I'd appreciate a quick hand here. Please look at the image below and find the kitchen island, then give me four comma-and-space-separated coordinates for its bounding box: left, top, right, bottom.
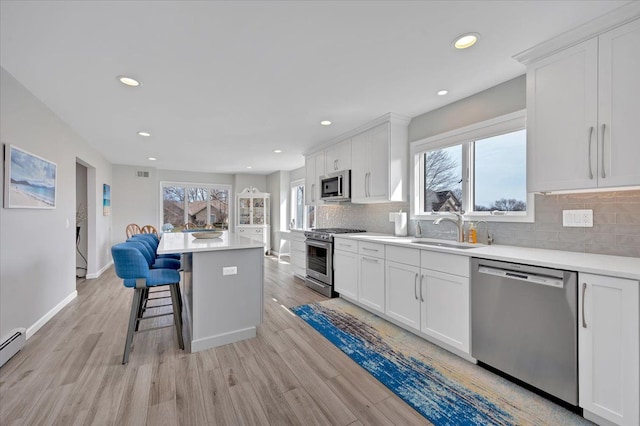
157, 231, 264, 352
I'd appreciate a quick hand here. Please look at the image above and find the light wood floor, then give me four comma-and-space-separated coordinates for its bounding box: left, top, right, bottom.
0, 256, 429, 425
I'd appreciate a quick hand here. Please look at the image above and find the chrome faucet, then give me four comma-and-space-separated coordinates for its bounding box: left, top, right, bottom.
433, 211, 465, 242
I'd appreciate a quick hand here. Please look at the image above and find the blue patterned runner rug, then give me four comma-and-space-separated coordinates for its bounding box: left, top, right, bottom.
291, 299, 590, 426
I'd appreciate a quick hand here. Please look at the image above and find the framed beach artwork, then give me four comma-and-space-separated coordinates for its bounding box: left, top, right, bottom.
103, 184, 111, 216
4, 144, 57, 209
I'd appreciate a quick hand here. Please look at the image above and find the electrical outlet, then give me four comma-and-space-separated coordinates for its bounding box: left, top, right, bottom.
222, 266, 237, 276
562, 209, 593, 227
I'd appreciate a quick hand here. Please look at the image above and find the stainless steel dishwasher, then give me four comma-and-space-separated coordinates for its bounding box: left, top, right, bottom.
471, 258, 578, 406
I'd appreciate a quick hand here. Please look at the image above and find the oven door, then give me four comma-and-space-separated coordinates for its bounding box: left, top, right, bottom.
305, 238, 333, 286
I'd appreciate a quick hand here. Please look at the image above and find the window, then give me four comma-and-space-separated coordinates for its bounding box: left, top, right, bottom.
290, 179, 315, 229
411, 110, 532, 222
162, 182, 231, 230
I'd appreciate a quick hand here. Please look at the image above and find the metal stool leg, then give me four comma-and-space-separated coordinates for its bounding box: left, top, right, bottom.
169, 285, 184, 350
123, 288, 143, 364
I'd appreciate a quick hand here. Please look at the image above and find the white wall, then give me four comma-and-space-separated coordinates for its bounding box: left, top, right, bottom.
112, 165, 158, 243
267, 170, 291, 254
1, 67, 112, 339
234, 174, 267, 194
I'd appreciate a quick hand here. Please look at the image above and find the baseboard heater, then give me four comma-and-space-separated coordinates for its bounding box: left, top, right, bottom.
0, 328, 26, 368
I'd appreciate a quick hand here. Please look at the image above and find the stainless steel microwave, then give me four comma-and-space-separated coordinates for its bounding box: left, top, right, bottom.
320, 170, 350, 202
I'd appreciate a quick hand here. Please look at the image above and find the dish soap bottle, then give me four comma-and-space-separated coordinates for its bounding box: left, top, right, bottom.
468, 222, 477, 244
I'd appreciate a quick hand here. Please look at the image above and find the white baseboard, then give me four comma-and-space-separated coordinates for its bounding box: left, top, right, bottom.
190, 327, 256, 353
26, 290, 77, 339
86, 260, 113, 279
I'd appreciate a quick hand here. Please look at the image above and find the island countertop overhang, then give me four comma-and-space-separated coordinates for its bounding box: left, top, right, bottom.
157, 231, 264, 254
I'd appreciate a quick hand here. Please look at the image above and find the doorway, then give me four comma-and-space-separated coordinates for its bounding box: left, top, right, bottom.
76, 162, 88, 279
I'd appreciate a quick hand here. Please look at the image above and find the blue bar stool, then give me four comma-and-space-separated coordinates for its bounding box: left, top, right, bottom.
128, 237, 181, 270
133, 233, 181, 260
112, 243, 184, 364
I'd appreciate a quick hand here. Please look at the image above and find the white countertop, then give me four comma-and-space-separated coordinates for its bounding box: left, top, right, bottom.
158, 231, 264, 254
335, 233, 640, 281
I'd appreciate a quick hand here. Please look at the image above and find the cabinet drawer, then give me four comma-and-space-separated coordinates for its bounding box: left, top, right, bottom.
358, 241, 384, 258
334, 238, 358, 253
420, 250, 469, 277
386, 245, 420, 266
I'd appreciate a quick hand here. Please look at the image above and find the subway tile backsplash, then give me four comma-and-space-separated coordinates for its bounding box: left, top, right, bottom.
317, 189, 640, 258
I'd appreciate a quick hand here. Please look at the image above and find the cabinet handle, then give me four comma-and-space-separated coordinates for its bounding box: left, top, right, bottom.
361, 247, 379, 252
419, 275, 424, 302
362, 257, 379, 264
600, 123, 606, 179
311, 183, 315, 202
587, 126, 594, 179
334, 159, 338, 170
366, 172, 371, 197
581, 282, 587, 328
414, 273, 418, 300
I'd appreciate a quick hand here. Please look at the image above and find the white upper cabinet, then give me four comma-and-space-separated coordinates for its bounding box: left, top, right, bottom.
597, 19, 640, 188
305, 151, 325, 206
325, 139, 351, 172
525, 18, 640, 192
351, 114, 409, 203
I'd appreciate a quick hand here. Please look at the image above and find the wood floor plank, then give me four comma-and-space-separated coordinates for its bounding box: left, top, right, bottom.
227, 382, 271, 426
174, 355, 207, 425
198, 367, 238, 425
280, 328, 339, 380
240, 354, 299, 424
280, 348, 357, 425
326, 374, 394, 426
283, 387, 332, 426
146, 399, 178, 426
376, 395, 432, 426
115, 363, 153, 425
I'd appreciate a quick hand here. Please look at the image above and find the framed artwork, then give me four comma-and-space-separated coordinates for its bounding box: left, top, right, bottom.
103, 184, 111, 216
4, 144, 57, 209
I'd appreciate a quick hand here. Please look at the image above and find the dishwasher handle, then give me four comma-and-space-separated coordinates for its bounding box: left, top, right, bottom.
477, 265, 564, 288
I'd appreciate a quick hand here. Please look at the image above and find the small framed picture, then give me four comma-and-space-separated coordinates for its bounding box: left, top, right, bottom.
4, 144, 57, 209
103, 184, 111, 216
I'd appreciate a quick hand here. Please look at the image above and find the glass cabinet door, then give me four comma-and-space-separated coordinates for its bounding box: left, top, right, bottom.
239, 197, 251, 224
264, 198, 270, 225
253, 197, 265, 225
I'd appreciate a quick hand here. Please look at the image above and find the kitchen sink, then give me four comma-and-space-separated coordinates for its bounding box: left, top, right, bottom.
411, 239, 480, 249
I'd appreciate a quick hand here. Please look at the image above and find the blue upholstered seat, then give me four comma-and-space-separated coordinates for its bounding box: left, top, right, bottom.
132, 233, 181, 260
111, 243, 184, 364
127, 238, 181, 270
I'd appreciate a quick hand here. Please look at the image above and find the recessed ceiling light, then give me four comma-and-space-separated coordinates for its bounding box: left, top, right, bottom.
453, 33, 479, 49
147, 157, 156, 161
437, 90, 448, 96
320, 120, 332, 126
273, 149, 283, 153
137, 131, 151, 137
118, 75, 140, 87
246, 166, 253, 169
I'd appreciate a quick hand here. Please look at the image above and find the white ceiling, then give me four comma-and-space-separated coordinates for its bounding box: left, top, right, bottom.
0, 1, 629, 175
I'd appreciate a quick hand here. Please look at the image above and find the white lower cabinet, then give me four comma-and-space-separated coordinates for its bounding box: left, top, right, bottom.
289, 230, 306, 279
385, 260, 421, 329
579, 273, 639, 426
334, 249, 358, 300
358, 254, 385, 313
356, 241, 385, 313
237, 225, 270, 254
384, 246, 470, 355
420, 268, 469, 354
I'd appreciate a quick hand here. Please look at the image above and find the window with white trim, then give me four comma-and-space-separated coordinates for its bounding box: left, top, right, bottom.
290, 179, 314, 229
411, 110, 533, 222
161, 182, 231, 230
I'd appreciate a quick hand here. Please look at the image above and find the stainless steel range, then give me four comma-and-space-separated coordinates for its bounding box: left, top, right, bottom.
304, 228, 366, 297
